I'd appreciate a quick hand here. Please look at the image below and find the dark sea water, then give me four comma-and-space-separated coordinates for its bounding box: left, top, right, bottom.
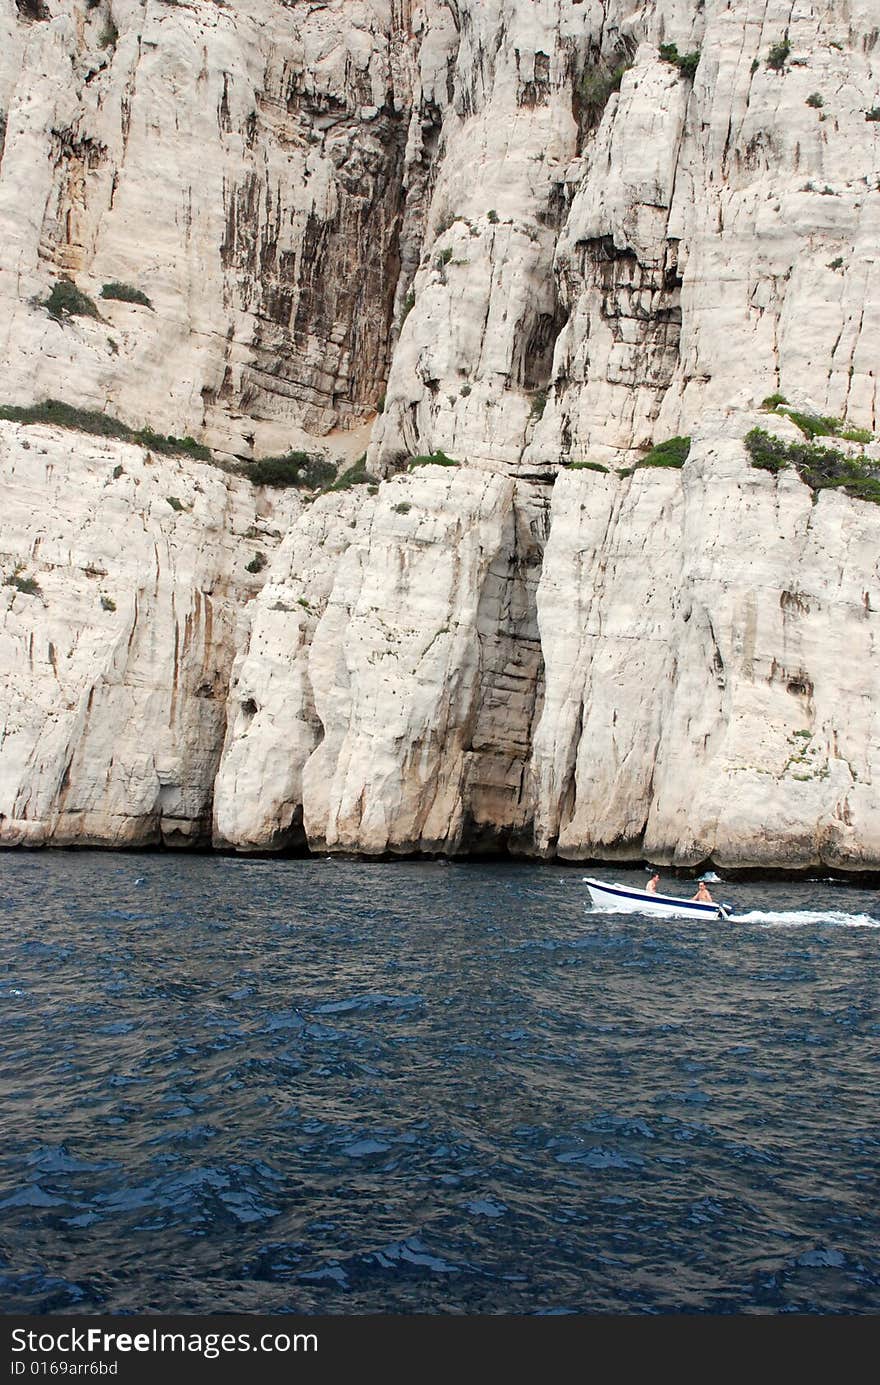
0, 852, 878, 1315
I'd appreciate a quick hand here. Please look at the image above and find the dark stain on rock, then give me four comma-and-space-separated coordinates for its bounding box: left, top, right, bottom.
15, 0, 49, 21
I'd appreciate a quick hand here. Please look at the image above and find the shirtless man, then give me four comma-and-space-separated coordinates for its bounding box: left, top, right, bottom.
646, 874, 660, 894
691, 880, 713, 903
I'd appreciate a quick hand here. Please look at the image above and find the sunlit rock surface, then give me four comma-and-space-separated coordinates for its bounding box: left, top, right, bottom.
1, 1, 879, 869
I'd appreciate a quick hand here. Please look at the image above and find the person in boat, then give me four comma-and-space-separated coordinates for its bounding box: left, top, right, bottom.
691, 880, 713, 903
646, 873, 660, 893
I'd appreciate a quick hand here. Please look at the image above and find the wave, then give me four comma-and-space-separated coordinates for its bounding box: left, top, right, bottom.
728, 909, 880, 929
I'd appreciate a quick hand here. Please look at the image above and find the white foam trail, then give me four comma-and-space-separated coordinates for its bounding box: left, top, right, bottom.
728, 909, 880, 929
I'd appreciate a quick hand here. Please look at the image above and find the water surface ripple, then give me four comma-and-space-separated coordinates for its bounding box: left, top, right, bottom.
0, 854, 878, 1314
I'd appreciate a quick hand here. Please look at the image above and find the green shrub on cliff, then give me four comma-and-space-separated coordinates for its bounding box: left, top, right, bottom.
41, 279, 101, 321
0, 399, 211, 460
767, 39, 791, 71
324, 455, 373, 491
101, 282, 153, 309
745, 426, 880, 503
744, 428, 790, 473
579, 60, 629, 125
761, 402, 875, 445
408, 451, 459, 469
659, 44, 701, 79
640, 436, 691, 468
248, 451, 335, 489
4, 564, 41, 596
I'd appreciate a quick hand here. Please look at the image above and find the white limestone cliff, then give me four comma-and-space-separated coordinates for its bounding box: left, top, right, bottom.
0, 0, 422, 462
1, 0, 879, 870
531, 414, 880, 871
0, 419, 296, 846
211, 419, 880, 873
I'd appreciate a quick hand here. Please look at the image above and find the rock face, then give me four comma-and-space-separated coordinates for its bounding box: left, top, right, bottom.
214, 418, 880, 872
1, 0, 879, 870
371, 0, 880, 471
214, 465, 545, 855
0, 0, 422, 460
0, 421, 296, 846
531, 416, 880, 871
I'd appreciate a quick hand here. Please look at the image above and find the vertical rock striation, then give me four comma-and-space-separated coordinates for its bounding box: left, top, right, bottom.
532, 419, 880, 870
0, 420, 296, 846
0, 0, 435, 458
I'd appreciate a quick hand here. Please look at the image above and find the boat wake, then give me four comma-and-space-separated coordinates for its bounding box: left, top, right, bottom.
727, 909, 880, 929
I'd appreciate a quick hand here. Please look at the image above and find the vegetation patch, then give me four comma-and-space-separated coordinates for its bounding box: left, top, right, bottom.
324, 455, 372, 492
4, 564, 40, 596
569, 460, 609, 473
101, 282, 153, 309
805, 92, 824, 109
166, 496, 185, 512
579, 59, 630, 126
434, 214, 460, 238
640, 435, 691, 468
658, 43, 701, 79
783, 410, 847, 439
393, 501, 412, 514
41, 279, 101, 321
865, 107, 880, 121
408, 451, 459, 469
245, 552, 267, 574
761, 392, 788, 410
763, 402, 875, 445
100, 594, 116, 611
744, 427, 880, 503
0, 399, 212, 460
767, 39, 791, 71
787, 409, 848, 437
530, 389, 548, 420
247, 451, 335, 490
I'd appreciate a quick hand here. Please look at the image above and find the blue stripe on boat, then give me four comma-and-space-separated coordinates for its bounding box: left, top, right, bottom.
585, 878, 719, 915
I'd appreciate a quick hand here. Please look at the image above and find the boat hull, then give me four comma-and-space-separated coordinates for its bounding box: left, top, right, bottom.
584, 877, 727, 920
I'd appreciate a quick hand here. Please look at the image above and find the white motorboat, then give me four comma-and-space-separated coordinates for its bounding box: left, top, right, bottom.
584, 877, 731, 920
